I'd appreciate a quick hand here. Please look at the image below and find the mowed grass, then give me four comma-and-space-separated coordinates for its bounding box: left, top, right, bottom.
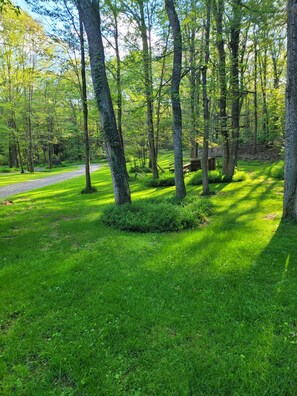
0, 162, 296, 395
0, 165, 81, 187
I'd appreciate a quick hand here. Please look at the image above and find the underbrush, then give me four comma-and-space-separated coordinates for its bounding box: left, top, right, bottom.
101, 198, 210, 233
188, 170, 246, 185
0, 166, 19, 173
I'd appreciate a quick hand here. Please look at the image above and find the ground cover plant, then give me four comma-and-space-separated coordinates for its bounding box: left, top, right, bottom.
0, 161, 296, 394
102, 198, 210, 232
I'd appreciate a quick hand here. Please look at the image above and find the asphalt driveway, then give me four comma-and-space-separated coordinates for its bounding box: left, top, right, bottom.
0, 164, 100, 199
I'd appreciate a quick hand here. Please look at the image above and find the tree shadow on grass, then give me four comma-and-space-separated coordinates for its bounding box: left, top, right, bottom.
251, 220, 297, 395
2, 171, 294, 394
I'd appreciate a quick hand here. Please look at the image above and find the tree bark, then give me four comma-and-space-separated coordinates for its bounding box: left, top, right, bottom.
78, 10, 92, 191
213, 0, 229, 175
226, 0, 242, 180
259, 46, 269, 141
113, 7, 124, 149
77, 0, 131, 205
283, 0, 297, 219
202, 2, 211, 195
156, 29, 169, 161
189, 1, 198, 159
165, 0, 186, 200
139, 1, 158, 178
253, 40, 258, 154
26, 85, 34, 173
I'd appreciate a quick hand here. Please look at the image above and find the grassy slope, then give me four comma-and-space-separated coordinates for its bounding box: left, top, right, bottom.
0, 165, 81, 188
0, 162, 296, 395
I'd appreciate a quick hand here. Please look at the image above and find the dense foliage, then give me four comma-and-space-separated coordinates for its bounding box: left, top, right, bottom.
0, 0, 286, 176
102, 198, 210, 232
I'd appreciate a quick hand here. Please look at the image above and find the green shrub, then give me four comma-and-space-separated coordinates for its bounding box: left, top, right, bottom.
188, 170, 222, 186
232, 171, 247, 182
189, 169, 247, 185
208, 170, 223, 183
0, 166, 19, 173
143, 173, 176, 187
101, 199, 210, 233
188, 170, 202, 185
264, 161, 284, 180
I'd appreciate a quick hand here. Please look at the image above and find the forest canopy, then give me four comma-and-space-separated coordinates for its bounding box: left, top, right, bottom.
0, 0, 286, 171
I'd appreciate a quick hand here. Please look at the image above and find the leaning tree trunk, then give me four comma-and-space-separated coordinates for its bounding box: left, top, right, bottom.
165, 0, 186, 200
77, 0, 131, 205
283, 0, 297, 219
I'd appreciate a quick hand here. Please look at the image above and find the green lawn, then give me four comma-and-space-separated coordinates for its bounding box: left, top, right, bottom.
1, 162, 296, 395
0, 165, 81, 187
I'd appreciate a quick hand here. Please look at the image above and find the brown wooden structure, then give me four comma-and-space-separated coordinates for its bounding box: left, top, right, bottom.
182, 158, 216, 173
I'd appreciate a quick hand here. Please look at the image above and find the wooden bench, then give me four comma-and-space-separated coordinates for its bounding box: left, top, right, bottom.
170, 158, 216, 173
188, 158, 216, 171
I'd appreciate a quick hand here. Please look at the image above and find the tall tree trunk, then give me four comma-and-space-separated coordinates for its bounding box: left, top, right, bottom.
213, 0, 229, 175
253, 39, 258, 154
8, 117, 19, 168
259, 46, 269, 142
202, 2, 211, 195
283, 0, 297, 219
16, 137, 24, 174
47, 115, 54, 169
165, 0, 186, 200
189, 1, 198, 159
226, 0, 242, 180
156, 29, 169, 160
110, 4, 124, 148
26, 85, 34, 173
79, 10, 92, 192
8, 136, 18, 168
77, 0, 131, 205
139, 1, 158, 178
271, 54, 280, 138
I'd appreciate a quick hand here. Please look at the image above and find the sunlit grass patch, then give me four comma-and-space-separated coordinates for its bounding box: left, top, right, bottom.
1, 160, 296, 395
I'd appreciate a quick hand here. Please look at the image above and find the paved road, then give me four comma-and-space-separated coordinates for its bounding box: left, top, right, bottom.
0, 164, 100, 199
